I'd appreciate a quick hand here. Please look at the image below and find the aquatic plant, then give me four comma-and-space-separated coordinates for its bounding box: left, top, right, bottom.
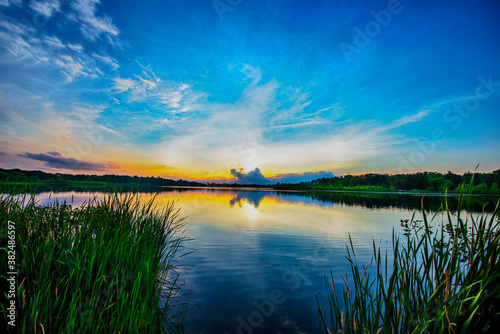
1, 193, 190, 333
317, 180, 500, 333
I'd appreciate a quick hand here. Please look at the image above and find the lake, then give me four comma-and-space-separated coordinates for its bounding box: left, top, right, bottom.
22, 188, 500, 334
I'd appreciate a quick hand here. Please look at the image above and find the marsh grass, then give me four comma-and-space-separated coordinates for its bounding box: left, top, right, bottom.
317, 179, 500, 333
1, 193, 191, 333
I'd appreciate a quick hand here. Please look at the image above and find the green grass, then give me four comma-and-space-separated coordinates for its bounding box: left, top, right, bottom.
317, 181, 500, 333
1, 193, 191, 333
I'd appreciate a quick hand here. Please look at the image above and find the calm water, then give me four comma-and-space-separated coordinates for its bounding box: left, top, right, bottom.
24, 188, 499, 334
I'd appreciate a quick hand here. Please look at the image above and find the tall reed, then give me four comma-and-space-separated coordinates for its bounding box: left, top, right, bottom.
317, 181, 500, 333
1, 193, 190, 333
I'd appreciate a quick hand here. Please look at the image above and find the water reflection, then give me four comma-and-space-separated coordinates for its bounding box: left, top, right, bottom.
229, 190, 267, 208
3, 187, 498, 333
3, 184, 498, 213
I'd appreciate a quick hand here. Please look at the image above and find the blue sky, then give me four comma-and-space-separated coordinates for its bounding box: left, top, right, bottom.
0, 0, 499, 183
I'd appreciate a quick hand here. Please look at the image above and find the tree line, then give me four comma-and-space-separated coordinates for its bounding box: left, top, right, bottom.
2, 168, 499, 194
0, 168, 205, 187
275, 170, 500, 193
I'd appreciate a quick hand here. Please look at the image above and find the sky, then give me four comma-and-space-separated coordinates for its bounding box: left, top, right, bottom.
0, 0, 499, 183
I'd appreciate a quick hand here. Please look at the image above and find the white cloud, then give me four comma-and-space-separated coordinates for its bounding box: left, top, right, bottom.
379, 109, 431, 132
0, 20, 34, 36
93, 54, 119, 69
270, 119, 326, 129
71, 0, 119, 40
0, 16, 118, 82
0, 0, 22, 6
55, 55, 88, 82
3, 35, 35, 61
87, 15, 117, 35
113, 62, 161, 98
392, 109, 430, 127
114, 78, 137, 93
44, 35, 65, 48
158, 85, 190, 109
67, 43, 83, 52
136, 75, 159, 90
260, 124, 397, 171
317, 103, 346, 119
113, 63, 197, 112
29, 0, 61, 17
241, 64, 262, 84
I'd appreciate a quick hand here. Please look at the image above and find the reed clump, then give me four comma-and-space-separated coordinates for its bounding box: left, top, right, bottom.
1, 193, 190, 333
317, 182, 500, 333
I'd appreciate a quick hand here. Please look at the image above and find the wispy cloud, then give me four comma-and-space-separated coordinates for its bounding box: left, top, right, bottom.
0, 19, 34, 36
113, 63, 196, 113
55, 55, 88, 81
114, 78, 137, 93
270, 119, 326, 130
71, 0, 119, 40
18, 151, 116, 171
29, 0, 61, 17
44, 35, 65, 48
378, 109, 431, 132
157, 84, 190, 109
0, 15, 119, 82
0, 0, 22, 7
113, 62, 160, 98
93, 54, 119, 69
391, 109, 430, 128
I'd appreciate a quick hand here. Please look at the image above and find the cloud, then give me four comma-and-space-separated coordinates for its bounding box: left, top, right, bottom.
241, 64, 262, 85
157, 84, 190, 109
228, 167, 336, 185
113, 64, 161, 99
113, 64, 195, 112
44, 35, 65, 48
151, 75, 351, 174
0, 20, 38, 61
230, 167, 270, 185
67, 43, 83, 52
18, 152, 114, 171
114, 78, 137, 93
0, 15, 118, 82
379, 109, 431, 132
0, 19, 34, 36
46, 151, 63, 157
71, 0, 119, 40
29, 0, 61, 17
391, 109, 430, 127
0, 0, 22, 6
93, 54, 119, 69
55, 55, 88, 81
270, 119, 326, 130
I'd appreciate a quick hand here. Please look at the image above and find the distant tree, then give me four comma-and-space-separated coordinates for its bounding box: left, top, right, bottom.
494, 169, 500, 185
473, 183, 489, 193
0, 171, 10, 182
